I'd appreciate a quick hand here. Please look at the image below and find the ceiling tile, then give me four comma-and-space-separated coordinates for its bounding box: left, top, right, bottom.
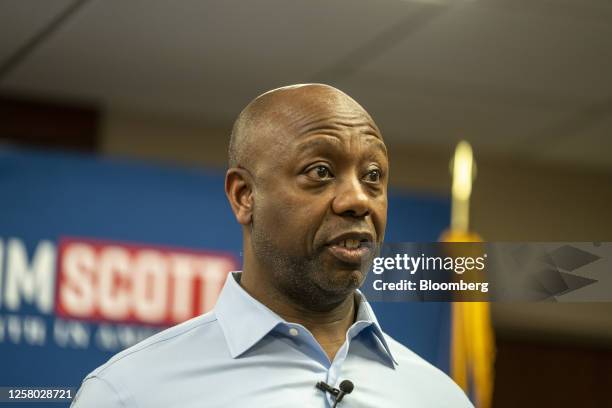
1, 0, 610, 170
1, 0, 425, 121
360, 0, 612, 101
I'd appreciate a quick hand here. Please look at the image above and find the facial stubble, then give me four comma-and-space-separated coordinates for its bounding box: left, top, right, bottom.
250, 215, 368, 312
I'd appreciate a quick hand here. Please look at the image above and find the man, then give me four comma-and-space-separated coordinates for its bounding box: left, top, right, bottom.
72, 84, 472, 407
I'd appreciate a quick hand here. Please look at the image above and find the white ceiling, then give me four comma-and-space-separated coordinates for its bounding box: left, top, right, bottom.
1, 0, 611, 170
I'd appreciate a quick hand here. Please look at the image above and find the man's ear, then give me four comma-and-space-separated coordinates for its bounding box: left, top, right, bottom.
225, 168, 254, 225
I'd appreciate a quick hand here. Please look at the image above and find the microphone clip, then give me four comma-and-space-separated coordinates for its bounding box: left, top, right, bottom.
315, 381, 340, 397
316, 380, 354, 407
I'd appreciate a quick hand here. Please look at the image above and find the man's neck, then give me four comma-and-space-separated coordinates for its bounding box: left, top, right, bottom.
239, 270, 357, 362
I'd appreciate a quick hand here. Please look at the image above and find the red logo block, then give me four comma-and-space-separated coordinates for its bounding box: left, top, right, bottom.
55, 238, 239, 326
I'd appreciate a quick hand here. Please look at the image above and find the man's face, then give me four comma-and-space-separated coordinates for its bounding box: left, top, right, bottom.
248, 91, 389, 308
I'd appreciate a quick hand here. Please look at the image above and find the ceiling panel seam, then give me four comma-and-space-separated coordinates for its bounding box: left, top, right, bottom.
310, 3, 449, 84
0, 0, 92, 84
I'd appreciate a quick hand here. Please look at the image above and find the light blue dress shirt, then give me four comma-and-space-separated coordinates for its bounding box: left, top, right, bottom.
72, 272, 472, 407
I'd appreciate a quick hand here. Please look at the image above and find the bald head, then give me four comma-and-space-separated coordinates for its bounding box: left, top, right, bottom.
228, 84, 380, 170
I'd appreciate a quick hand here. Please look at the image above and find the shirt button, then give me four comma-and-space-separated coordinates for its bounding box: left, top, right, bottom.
288, 328, 299, 337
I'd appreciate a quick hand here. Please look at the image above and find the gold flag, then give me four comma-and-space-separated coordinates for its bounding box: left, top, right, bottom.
440, 230, 495, 408
442, 141, 495, 408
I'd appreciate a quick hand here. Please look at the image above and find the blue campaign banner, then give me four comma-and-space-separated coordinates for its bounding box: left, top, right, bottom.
373, 193, 452, 374
0, 147, 450, 401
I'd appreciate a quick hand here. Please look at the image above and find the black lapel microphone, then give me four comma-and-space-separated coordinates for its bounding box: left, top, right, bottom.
316, 379, 354, 407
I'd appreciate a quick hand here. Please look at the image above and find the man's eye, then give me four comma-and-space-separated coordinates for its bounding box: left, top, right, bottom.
307, 165, 333, 180
364, 169, 382, 183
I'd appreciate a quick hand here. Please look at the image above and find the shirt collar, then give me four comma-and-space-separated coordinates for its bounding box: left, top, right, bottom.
353, 291, 398, 366
214, 271, 397, 365
214, 272, 283, 359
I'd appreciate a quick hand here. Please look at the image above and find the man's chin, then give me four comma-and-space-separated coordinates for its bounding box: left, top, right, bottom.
316, 267, 364, 295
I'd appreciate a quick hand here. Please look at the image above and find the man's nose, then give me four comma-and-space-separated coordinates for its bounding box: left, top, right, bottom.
331, 175, 371, 218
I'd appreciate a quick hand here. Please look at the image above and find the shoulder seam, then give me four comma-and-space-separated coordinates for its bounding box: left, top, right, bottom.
97, 376, 129, 408
78, 375, 130, 408
96, 316, 218, 377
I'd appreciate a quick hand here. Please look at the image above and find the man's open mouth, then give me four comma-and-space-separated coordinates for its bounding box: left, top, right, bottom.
325, 233, 374, 264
